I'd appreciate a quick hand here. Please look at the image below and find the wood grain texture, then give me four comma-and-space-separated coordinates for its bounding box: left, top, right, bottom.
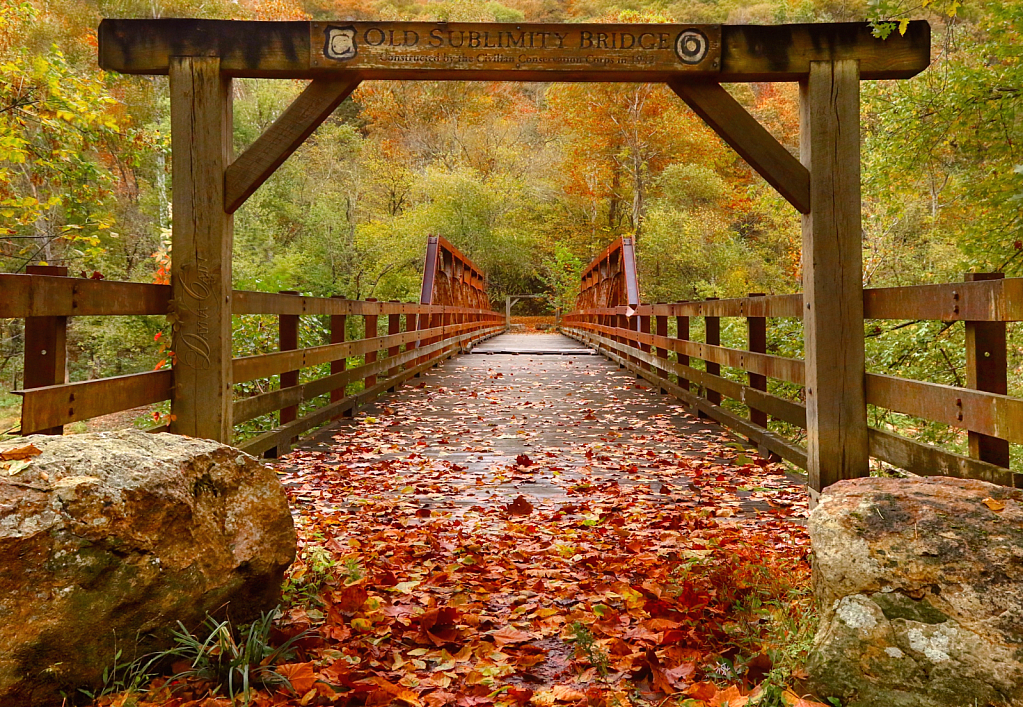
866, 373, 1023, 444
868, 428, 1017, 488
564, 325, 1021, 487
169, 56, 234, 442
800, 59, 869, 491
17, 371, 173, 434
0, 274, 170, 317
668, 81, 810, 213
224, 77, 359, 213
570, 320, 806, 384
22, 266, 68, 435
964, 272, 1011, 466
98, 19, 929, 81
746, 293, 768, 428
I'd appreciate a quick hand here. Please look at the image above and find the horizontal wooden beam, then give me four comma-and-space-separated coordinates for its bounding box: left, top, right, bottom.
868, 428, 1019, 488
567, 325, 807, 427
225, 76, 360, 213
233, 326, 498, 422
233, 290, 499, 316
233, 320, 494, 383
669, 80, 810, 213
565, 327, 1021, 487
237, 326, 502, 456
866, 373, 1023, 444
566, 328, 809, 467
98, 19, 929, 81
0, 274, 170, 317
574, 320, 806, 384
15, 370, 172, 434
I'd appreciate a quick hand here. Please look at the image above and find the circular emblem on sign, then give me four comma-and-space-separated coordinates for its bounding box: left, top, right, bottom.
674, 29, 709, 65
324, 25, 357, 61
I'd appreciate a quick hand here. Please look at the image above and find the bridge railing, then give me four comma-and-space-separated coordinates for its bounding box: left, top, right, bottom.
562, 275, 1023, 489
3, 269, 502, 454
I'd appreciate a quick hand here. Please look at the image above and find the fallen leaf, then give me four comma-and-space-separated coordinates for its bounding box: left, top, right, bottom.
490, 625, 534, 646
277, 662, 317, 694
507, 495, 534, 516
1, 444, 41, 461
983, 497, 1006, 512
550, 685, 586, 702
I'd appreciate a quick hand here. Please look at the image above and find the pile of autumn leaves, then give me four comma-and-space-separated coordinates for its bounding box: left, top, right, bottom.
97, 448, 825, 707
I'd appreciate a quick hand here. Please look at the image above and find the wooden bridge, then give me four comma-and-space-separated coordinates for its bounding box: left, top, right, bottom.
2, 16, 1020, 496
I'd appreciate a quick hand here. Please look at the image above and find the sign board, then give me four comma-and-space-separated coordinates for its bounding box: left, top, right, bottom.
310, 22, 721, 78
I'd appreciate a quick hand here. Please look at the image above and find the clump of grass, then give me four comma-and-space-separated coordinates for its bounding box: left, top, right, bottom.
158, 608, 309, 704
569, 621, 611, 679
85, 607, 309, 706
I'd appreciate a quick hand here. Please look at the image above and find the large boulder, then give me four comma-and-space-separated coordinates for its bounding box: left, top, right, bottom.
0, 431, 296, 706
807, 476, 1023, 707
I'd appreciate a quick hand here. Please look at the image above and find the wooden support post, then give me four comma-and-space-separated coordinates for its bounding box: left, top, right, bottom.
364, 298, 378, 388
676, 315, 690, 392
388, 304, 401, 390
639, 312, 652, 373
617, 312, 628, 368
169, 56, 234, 442
703, 298, 721, 415
747, 293, 768, 428
800, 59, 869, 491
275, 290, 299, 456
22, 265, 68, 435
965, 272, 1010, 468
329, 297, 348, 419
655, 313, 668, 387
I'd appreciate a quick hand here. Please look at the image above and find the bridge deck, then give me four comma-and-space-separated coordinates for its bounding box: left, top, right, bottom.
286, 334, 808, 518
276, 333, 811, 703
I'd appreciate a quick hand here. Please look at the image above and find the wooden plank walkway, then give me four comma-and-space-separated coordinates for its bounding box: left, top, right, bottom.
288, 334, 808, 519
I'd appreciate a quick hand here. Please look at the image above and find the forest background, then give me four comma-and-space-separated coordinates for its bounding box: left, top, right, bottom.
0, 0, 1020, 462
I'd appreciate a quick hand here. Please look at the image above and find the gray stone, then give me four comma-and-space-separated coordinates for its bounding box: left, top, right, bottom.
0, 431, 296, 706
808, 476, 1023, 707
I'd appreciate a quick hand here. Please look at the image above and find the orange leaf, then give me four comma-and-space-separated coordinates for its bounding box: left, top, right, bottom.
1, 444, 41, 461
278, 662, 317, 694
491, 625, 534, 646
551, 685, 586, 702
686, 683, 718, 700
983, 497, 1006, 512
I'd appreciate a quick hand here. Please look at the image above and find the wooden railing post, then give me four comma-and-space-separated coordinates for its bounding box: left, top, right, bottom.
965, 272, 1010, 468
22, 265, 68, 435
617, 311, 628, 368
800, 59, 869, 491
364, 298, 378, 388
747, 293, 768, 428
654, 310, 668, 387
275, 290, 299, 455
639, 310, 652, 372
169, 56, 234, 443
330, 295, 348, 419
676, 314, 690, 392
703, 298, 721, 415
388, 302, 401, 390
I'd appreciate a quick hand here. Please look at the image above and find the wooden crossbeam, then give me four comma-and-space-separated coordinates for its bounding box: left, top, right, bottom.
98, 19, 930, 82
225, 76, 359, 213
668, 80, 810, 213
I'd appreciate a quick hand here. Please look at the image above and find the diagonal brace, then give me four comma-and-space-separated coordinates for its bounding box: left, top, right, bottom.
668, 79, 810, 214
225, 75, 360, 213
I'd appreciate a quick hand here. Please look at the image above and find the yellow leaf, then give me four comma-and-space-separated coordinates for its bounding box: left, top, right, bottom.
983, 497, 1006, 512
898, 19, 910, 35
